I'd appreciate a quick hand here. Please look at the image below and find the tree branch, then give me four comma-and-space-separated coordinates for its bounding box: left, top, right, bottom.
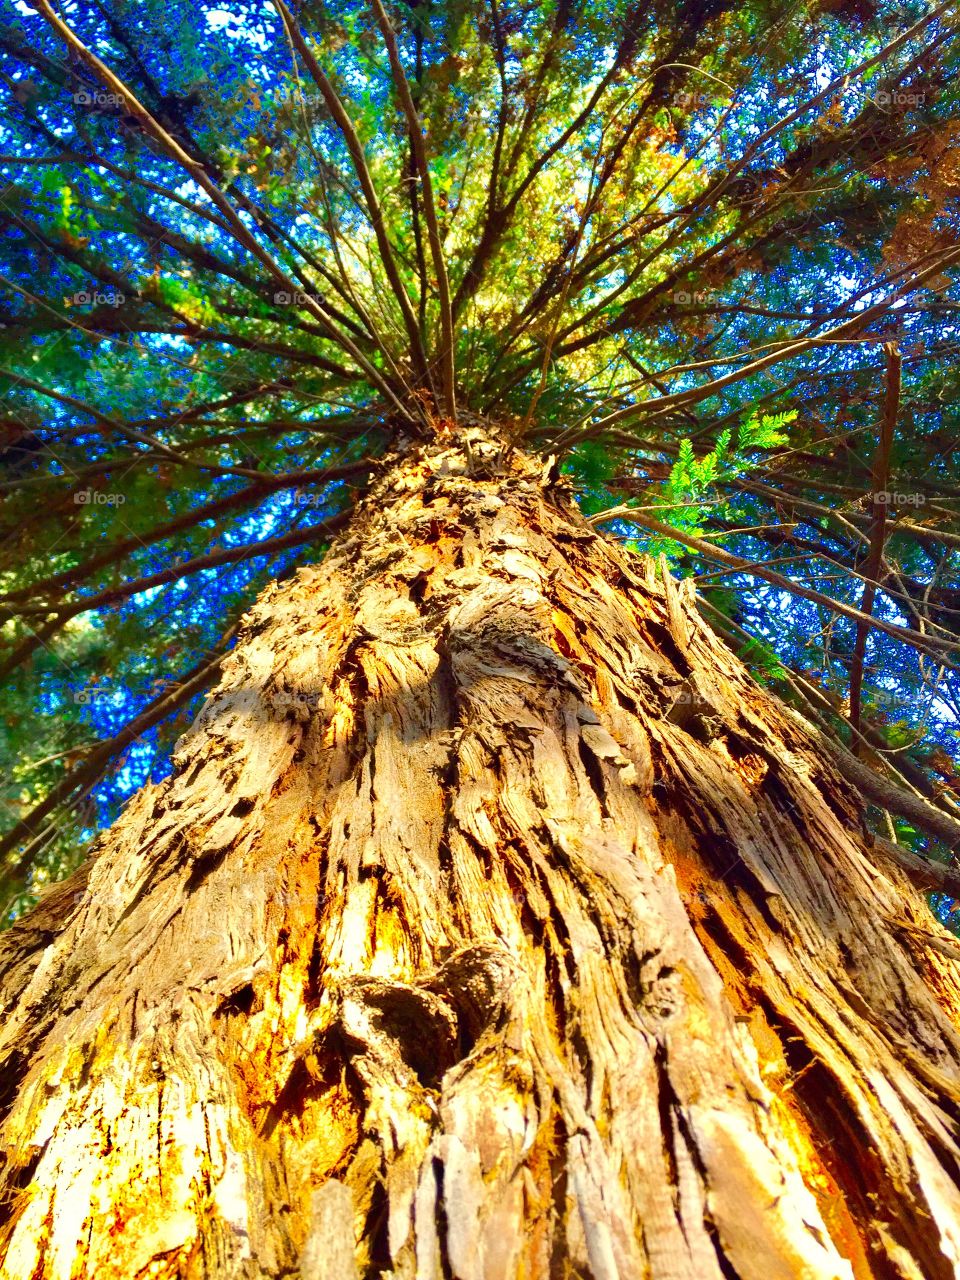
370, 0, 457, 420
849, 343, 901, 751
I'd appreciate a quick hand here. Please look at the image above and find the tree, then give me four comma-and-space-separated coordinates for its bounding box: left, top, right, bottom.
1, 0, 960, 1274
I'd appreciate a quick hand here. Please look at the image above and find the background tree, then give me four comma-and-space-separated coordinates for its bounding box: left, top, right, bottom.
2, 0, 960, 1275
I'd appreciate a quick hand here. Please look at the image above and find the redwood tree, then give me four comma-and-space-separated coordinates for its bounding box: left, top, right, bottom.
2, 0, 960, 1275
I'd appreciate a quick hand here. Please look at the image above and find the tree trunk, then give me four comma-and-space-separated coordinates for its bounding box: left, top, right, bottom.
3, 425, 960, 1280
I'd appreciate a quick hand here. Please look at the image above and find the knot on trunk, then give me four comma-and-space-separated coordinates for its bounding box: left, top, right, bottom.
423, 942, 518, 1044
660, 675, 725, 740
333, 945, 518, 1088
338, 977, 459, 1088
445, 581, 586, 698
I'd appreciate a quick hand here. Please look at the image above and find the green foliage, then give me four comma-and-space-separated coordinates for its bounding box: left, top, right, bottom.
640, 409, 796, 560
563, 441, 628, 515
735, 635, 788, 685
737, 410, 795, 454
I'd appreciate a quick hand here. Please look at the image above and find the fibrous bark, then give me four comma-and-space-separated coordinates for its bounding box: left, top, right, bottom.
2, 425, 960, 1279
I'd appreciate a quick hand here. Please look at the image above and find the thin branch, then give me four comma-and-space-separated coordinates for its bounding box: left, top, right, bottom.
0, 460, 371, 605
370, 0, 457, 420
0, 627, 240, 876
588, 247, 960, 433
0, 512, 352, 684
32, 0, 415, 422
620, 511, 960, 671
849, 344, 901, 751
270, 0, 431, 402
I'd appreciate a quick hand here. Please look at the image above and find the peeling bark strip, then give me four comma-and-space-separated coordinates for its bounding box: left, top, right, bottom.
3, 425, 960, 1279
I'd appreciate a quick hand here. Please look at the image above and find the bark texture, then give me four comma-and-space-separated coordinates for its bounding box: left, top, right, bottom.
2, 426, 960, 1279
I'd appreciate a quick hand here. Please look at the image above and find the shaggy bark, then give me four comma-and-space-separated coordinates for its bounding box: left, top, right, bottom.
2, 425, 960, 1279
